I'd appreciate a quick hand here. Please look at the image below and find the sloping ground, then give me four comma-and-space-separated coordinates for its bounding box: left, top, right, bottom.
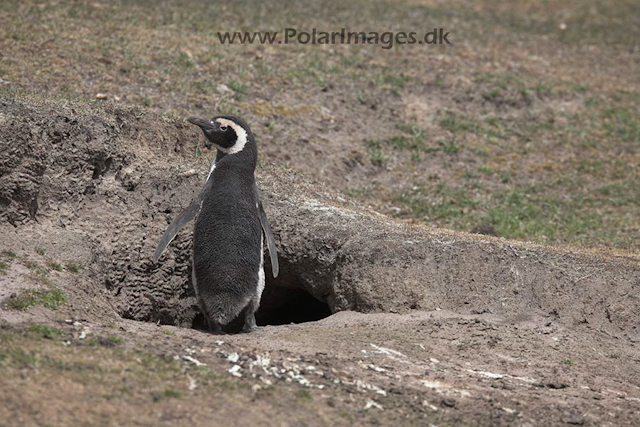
1, 96, 640, 425
1, 0, 638, 251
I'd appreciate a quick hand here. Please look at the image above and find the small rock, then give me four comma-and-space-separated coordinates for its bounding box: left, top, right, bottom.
546, 381, 569, 389
95, 93, 108, 100
216, 84, 232, 94
182, 355, 206, 366
187, 376, 197, 390
561, 409, 584, 425
441, 398, 456, 408
228, 365, 242, 377
422, 400, 438, 411
364, 400, 384, 410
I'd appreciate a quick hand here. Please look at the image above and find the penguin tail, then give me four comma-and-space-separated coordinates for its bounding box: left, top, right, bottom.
201, 293, 251, 326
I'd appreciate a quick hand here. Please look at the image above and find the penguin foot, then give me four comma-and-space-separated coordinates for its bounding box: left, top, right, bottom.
242, 312, 260, 333
206, 320, 225, 335
241, 325, 262, 333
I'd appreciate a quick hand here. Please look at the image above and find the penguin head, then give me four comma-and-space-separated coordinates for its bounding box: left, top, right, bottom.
188, 115, 251, 155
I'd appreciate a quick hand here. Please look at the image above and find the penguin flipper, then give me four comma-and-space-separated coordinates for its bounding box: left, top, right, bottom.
254, 184, 279, 278
152, 197, 201, 262
153, 167, 218, 263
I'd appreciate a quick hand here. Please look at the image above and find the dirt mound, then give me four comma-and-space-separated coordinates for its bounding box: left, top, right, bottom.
2, 94, 640, 338
2, 94, 640, 425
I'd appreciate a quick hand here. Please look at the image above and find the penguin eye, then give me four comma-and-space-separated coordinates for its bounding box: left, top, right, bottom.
219, 124, 228, 131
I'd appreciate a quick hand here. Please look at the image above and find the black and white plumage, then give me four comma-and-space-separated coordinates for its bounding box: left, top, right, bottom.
153, 115, 278, 333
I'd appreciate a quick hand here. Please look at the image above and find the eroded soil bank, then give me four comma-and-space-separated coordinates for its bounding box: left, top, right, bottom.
1, 96, 639, 426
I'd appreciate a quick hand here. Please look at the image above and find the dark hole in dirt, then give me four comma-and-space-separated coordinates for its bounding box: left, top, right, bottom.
191, 285, 332, 333
256, 286, 332, 326
92, 156, 113, 179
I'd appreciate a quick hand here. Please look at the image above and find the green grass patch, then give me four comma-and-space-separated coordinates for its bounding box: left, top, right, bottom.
478, 165, 495, 175
24, 260, 49, 276
152, 389, 182, 402
102, 336, 124, 346
296, 388, 313, 401
28, 324, 64, 340
2, 250, 17, 258
439, 112, 505, 140
88, 336, 124, 347
172, 51, 194, 69
365, 139, 391, 168
396, 183, 479, 223
366, 122, 431, 165
0, 347, 39, 368
395, 174, 638, 249
228, 79, 247, 94
47, 261, 63, 271
9, 288, 68, 311
600, 106, 640, 142
383, 74, 406, 97
66, 261, 82, 273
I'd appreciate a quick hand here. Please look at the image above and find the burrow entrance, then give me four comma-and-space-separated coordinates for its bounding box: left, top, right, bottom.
191, 273, 333, 332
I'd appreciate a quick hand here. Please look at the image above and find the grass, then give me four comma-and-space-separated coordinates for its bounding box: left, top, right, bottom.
0, 327, 358, 425
391, 77, 640, 250
86, 336, 125, 347
0, 0, 637, 252
0, 347, 38, 368
396, 170, 639, 248
47, 261, 63, 271
600, 106, 640, 142
24, 260, 49, 276
297, 389, 313, 401
366, 140, 391, 168
8, 287, 68, 311
101, 336, 124, 346
366, 123, 431, 166
0, 327, 230, 397
228, 80, 247, 94
66, 261, 82, 273
28, 324, 64, 339
439, 112, 505, 140
2, 250, 17, 258
152, 389, 182, 402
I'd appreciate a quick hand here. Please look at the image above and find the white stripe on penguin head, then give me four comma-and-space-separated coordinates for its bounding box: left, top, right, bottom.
215, 118, 247, 155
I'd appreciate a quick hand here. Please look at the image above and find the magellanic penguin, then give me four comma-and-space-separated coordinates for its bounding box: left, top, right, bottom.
153, 116, 279, 333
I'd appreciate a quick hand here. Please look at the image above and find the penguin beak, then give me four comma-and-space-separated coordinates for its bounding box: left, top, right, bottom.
188, 117, 214, 131
188, 117, 215, 148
